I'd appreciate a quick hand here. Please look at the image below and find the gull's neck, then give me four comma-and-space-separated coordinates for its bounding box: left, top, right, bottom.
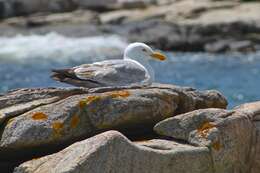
124, 56, 154, 83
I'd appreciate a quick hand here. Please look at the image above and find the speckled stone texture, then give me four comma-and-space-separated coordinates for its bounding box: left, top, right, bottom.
0, 84, 227, 162
14, 131, 214, 173
154, 104, 259, 173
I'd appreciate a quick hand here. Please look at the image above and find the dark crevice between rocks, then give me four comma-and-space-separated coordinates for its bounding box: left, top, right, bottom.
0, 127, 203, 170
0, 161, 19, 173
119, 122, 190, 146
120, 124, 160, 141
0, 134, 92, 161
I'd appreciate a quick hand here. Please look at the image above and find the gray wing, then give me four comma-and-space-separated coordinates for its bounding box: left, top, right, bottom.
74, 59, 149, 86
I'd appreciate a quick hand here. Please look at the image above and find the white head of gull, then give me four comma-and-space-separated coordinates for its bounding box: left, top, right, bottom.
51, 42, 167, 88
123, 42, 166, 83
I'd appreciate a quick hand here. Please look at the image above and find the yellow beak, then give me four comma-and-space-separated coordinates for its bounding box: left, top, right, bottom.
150, 52, 167, 61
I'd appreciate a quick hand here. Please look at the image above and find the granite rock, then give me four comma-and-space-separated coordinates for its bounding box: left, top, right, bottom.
234, 101, 260, 173
0, 84, 227, 161
14, 130, 213, 173
154, 104, 258, 173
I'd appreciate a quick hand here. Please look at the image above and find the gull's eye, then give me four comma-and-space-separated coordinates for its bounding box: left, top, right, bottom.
142, 48, 147, 52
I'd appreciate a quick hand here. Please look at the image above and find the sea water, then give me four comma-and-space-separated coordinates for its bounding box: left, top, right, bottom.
0, 33, 260, 108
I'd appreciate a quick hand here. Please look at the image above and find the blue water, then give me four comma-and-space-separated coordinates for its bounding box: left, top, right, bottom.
0, 34, 260, 108
1, 52, 260, 108
153, 52, 260, 108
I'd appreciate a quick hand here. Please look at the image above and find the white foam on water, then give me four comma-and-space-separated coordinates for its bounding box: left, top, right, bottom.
0, 33, 128, 63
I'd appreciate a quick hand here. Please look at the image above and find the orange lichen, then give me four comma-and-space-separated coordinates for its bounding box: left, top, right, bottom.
79, 100, 87, 109
197, 121, 216, 138
52, 121, 64, 134
32, 157, 40, 160
109, 90, 130, 98
86, 95, 101, 104
212, 141, 222, 151
31, 112, 48, 121
70, 115, 80, 128
79, 95, 101, 109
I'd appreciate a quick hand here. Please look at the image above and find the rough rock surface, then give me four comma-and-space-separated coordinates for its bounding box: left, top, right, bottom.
74, 0, 155, 10
0, 0, 153, 18
1, 10, 99, 27
154, 104, 259, 173
2, 85, 260, 173
234, 101, 260, 173
0, 0, 77, 17
0, 84, 227, 162
14, 100, 260, 173
14, 130, 214, 173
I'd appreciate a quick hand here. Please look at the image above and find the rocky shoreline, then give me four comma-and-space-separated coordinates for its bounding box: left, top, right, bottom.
0, 83, 259, 172
0, 0, 260, 53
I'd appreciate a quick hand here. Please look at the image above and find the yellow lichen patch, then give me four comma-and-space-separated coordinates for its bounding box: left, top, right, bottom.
86, 95, 101, 104
70, 115, 80, 128
7, 118, 14, 126
212, 141, 222, 151
109, 90, 130, 98
0, 112, 4, 118
31, 112, 48, 121
197, 121, 216, 138
79, 95, 101, 109
52, 121, 64, 134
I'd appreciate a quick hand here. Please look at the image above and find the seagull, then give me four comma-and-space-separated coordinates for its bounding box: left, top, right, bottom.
51, 42, 166, 88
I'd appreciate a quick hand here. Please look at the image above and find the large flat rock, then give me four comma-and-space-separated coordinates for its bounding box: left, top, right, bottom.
0, 84, 227, 161
14, 130, 213, 173
154, 102, 259, 173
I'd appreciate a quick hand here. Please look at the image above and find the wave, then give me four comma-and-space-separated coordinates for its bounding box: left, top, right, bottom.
0, 33, 128, 63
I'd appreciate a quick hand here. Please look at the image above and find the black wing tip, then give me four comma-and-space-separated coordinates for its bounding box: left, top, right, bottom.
51, 68, 69, 73
50, 68, 71, 81
50, 68, 105, 87
51, 69, 59, 73
50, 72, 64, 82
